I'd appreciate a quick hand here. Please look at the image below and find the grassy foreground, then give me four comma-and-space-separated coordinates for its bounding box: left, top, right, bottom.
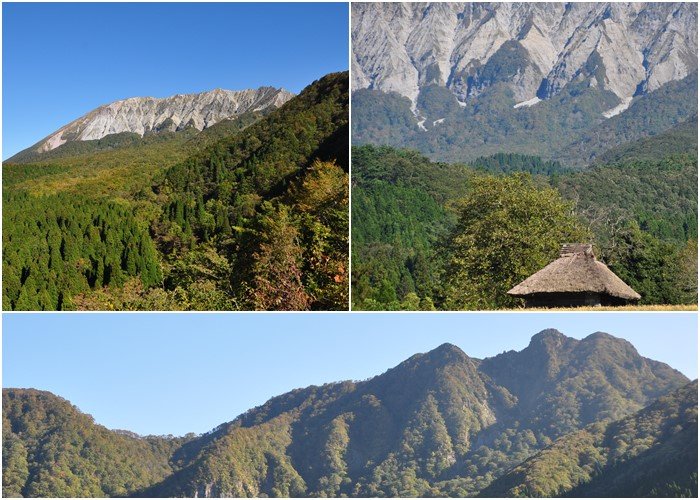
506, 304, 697, 312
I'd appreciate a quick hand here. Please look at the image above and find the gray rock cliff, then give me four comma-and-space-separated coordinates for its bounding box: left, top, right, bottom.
352, 2, 697, 113
34, 86, 294, 153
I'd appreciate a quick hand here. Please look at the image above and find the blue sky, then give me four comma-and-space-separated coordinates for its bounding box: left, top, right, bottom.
2, 2, 349, 159
3, 312, 697, 436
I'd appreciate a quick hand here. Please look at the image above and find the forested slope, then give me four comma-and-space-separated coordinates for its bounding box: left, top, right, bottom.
559, 73, 699, 165
480, 380, 698, 497
138, 333, 691, 497
154, 71, 349, 310
2, 389, 191, 497
2, 72, 349, 310
3, 331, 692, 498
351, 131, 698, 310
352, 71, 697, 166
594, 115, 698, 165
2, 193, 161, 310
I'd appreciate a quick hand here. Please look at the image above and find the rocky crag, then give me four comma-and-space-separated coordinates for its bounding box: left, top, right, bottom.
17, 87, 294, 157
352, 2, 697, 114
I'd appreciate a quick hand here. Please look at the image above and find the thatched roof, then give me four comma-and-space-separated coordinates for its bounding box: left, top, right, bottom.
507, 244, 641, 301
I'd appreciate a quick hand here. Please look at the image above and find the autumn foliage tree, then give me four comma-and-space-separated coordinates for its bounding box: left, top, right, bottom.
248, 203, 310, 311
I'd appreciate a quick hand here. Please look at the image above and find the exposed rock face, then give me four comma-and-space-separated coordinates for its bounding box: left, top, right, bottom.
35, 87, 295, 153
352, 2, 698, 108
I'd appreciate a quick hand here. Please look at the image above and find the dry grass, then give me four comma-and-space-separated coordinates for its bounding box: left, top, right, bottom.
505, 304, 697, 312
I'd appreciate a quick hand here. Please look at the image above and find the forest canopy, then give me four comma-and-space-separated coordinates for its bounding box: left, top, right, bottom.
351, 142, 698, 310
3, 72, 349, 311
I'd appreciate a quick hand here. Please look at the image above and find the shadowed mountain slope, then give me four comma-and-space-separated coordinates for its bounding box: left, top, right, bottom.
480, 380, 698, 497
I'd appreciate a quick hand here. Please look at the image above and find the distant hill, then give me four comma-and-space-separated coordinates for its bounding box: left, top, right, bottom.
2, 389, 191, 497
559, 73, 699, 165
595, 114, 699, 165
3, 330, 691, 497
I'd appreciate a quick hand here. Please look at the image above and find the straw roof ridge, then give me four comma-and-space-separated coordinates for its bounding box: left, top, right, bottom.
508, 245, 641, 300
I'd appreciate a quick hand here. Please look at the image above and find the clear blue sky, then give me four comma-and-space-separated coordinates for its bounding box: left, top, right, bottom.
3, 313, 697, 436
2, 2, 349, 159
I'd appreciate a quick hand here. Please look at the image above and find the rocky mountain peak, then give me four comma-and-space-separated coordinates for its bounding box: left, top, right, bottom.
524, 328, 576, 358
529, 328, 566, 343
425, 342, 470, 363
27, 86, 295, 155
352, 2, 697, 113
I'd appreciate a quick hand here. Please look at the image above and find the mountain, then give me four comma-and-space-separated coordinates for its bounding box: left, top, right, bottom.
8, 87, 294, 163
4, 330, 692, 497
3, 72, 348, 311
2, 389, 191, 497
153, 71, 349, 311
480, 380, 698, 497
352, 2, 697, 110
593, 113, 698, 165
558, 73, 699, 164
351, 2, 698, 164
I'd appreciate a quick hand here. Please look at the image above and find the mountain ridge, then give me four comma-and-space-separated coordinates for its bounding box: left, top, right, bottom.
3, 71, 348, 311
352, 2, 697, 109
2, 330, 692, 497
480, 380, 698, 497
8, 86, 295, 162
351, 2, 698, 164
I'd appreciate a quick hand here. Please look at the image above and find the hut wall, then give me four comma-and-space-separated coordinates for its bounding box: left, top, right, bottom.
524, 292, 602, 308
600, 295, 630, 307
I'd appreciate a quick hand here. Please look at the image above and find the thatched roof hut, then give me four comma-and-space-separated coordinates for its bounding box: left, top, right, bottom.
507, 244, 641, 307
